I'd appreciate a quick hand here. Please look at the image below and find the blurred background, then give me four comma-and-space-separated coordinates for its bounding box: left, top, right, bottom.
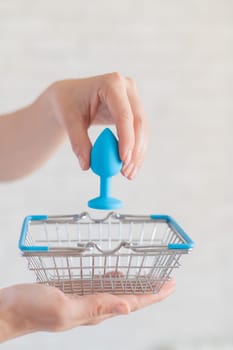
0, 0, 232, 349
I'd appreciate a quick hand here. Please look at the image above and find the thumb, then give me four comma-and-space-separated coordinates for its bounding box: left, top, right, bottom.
66, 117, 92, 170
70, 294, 130, 324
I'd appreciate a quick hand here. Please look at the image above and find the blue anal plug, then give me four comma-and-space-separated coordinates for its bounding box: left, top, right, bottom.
88, 128, 123, 210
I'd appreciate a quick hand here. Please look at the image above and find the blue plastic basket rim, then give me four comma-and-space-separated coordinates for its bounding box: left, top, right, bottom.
19, 214, 194, 252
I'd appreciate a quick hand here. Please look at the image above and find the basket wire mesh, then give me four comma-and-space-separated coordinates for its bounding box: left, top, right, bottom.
19, 212, 193, 295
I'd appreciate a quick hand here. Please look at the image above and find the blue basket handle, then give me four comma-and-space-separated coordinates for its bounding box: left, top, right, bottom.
19, 215, 49, 252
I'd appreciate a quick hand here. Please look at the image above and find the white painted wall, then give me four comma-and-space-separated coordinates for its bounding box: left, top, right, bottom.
0, 1, 232, 349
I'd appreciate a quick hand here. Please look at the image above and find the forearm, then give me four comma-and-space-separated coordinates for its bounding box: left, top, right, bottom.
0, 87, 66, 181
0, 287, 34, 343
0, 306, 27, 343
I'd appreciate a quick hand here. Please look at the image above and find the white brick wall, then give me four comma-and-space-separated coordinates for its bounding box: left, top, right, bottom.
0, 1, 232, 349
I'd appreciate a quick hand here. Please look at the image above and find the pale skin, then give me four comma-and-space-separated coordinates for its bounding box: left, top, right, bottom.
0, 73, 148, 180
0, 73, 175, 342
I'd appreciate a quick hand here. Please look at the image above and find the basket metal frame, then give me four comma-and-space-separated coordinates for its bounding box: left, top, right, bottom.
19, 212, 194, 295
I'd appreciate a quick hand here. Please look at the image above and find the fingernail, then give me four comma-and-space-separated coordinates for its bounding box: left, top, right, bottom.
123, 150, 132, 167
128, 165, 138, 180
78, 155, 88, 170
122, 162, 134, 178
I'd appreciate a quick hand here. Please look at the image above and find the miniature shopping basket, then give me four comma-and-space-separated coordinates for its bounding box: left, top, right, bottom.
19, 212, 194, 295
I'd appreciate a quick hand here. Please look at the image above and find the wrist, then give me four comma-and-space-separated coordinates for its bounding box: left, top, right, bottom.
32, 84, 66, 139
43, 82, 67, 130
0, 287, 36, 343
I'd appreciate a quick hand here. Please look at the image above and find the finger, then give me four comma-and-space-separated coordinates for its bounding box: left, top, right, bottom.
82, 312, 123, 326
117, 279, 175, 312
104, 270, 124, 277
65, 114, 92, 170
68, 293, 130, 325
122, 78, 149, 179
98, 73, 135, 164
122, 116, 148, 179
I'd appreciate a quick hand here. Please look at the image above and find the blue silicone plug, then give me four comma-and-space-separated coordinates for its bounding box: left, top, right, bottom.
88, 128, 123, 210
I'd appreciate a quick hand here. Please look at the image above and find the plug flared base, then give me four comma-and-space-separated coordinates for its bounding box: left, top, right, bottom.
88, 196, 123, 210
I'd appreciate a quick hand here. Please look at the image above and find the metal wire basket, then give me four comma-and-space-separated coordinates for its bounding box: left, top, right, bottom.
19, 212, 194, 295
